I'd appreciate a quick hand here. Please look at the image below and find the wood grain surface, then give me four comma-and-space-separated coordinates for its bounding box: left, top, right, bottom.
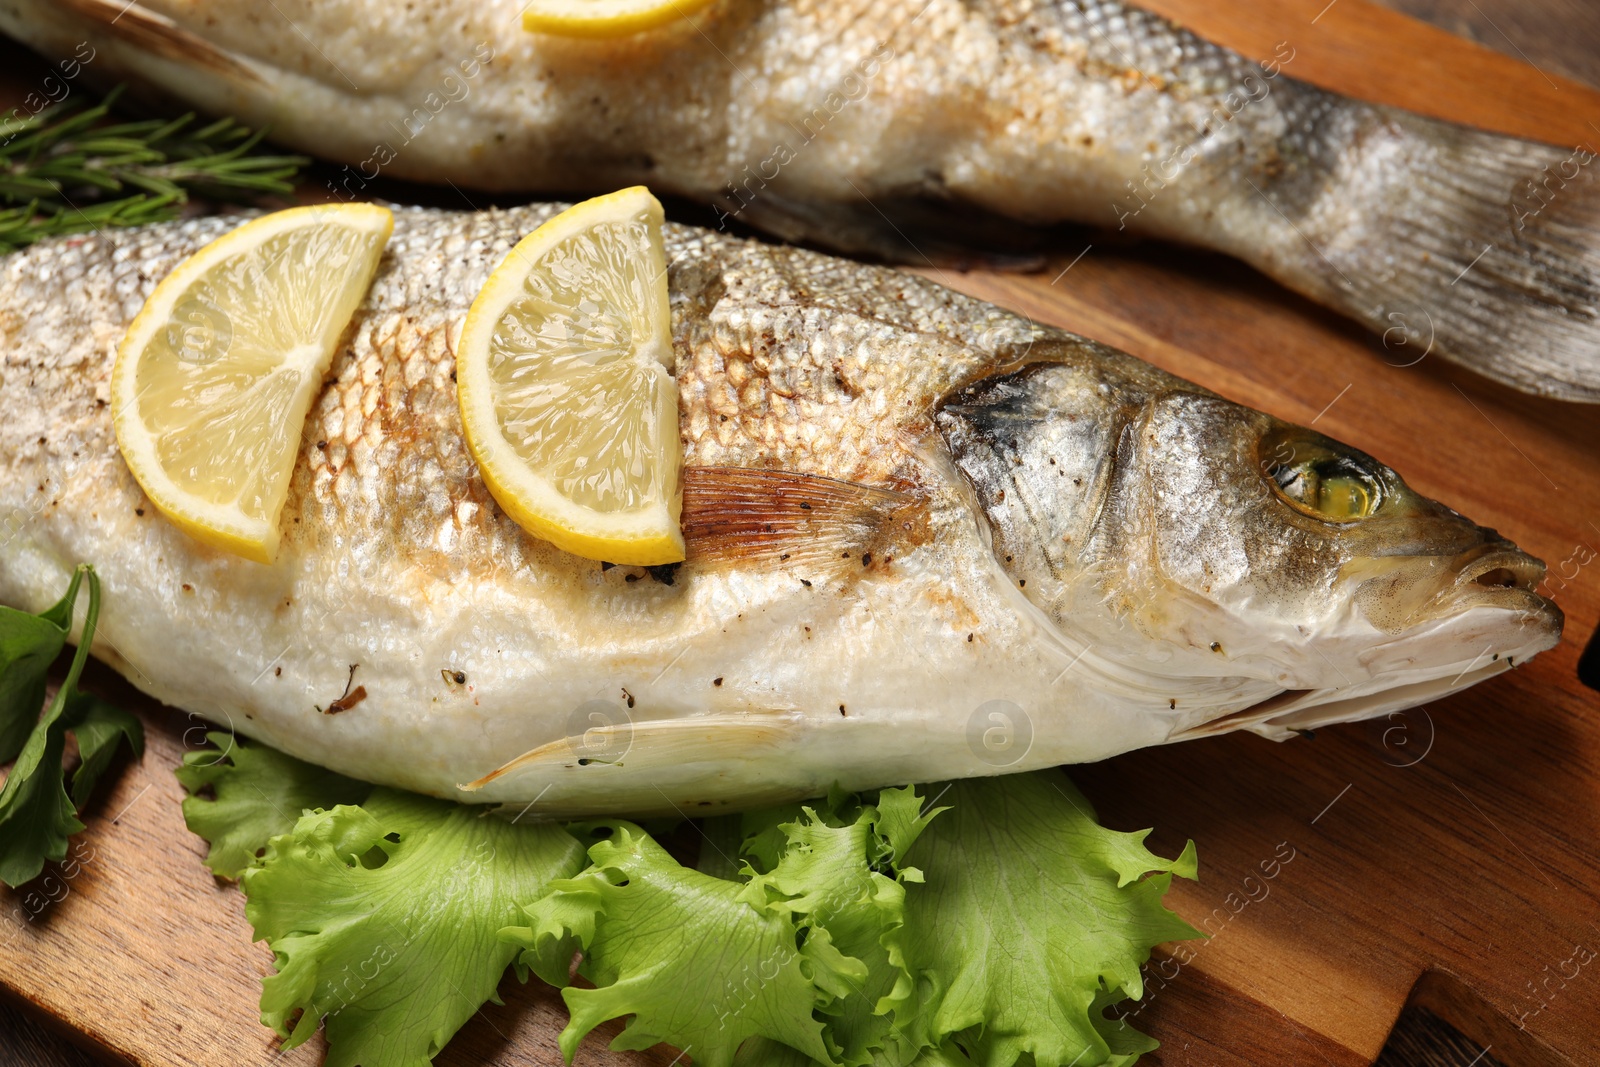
1379, 0, 1600, 91
2, 0, 1598, 1065
1134, 0, 1600, 147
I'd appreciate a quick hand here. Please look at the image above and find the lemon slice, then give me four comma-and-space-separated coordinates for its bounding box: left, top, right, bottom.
112, 203, 393, 563
521, 0, 716, 38
456, 187, 684, 566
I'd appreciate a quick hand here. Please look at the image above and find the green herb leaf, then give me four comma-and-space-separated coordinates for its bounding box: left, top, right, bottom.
0, 588, 72, 764
0, 566, 142, 888
65, 693, 144, 809
0, 704, 78, 889
506, 822, 852, 1067
893, 773, 1200, 1067
243, 788, 584, 1067
175, 730, 370, 879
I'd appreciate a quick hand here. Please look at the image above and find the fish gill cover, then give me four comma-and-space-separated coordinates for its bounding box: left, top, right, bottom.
177, 735, 1200, 1067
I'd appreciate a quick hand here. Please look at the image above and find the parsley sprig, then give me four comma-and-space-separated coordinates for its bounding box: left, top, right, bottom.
0, 564, 143, 888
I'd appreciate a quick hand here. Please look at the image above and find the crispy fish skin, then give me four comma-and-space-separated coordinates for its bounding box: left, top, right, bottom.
0, 205, 1561, 814
5, 0, 1599, 402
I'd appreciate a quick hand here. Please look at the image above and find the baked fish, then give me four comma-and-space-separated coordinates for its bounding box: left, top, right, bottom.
0, 204, 1562, 814
4, 0, 1599, 403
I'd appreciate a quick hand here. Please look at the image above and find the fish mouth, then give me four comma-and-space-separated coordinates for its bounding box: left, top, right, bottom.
1450, 544, 1546, 597
1350, 538, 1562, 637
1173, 543, 1562, 744
1174, 653, 1515, 741
1439, 543, 1562, 630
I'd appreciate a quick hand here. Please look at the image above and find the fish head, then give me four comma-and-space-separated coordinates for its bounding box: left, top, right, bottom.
937, 352, 1563, 736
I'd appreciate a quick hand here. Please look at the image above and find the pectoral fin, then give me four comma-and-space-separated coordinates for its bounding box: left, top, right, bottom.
681, 466, 926, 572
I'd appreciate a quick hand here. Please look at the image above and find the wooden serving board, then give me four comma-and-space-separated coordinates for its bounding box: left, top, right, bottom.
2, 1, 1598, 1064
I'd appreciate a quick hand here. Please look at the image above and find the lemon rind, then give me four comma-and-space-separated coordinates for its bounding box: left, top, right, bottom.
521, 0, 717, 39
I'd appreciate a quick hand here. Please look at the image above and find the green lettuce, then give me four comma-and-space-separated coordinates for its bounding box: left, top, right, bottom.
893, 774, 1201, 1067
243, 789, 585, 1067
741, 786, 942, 1066
176, 730, 370, 878
0, 565, 143, 887
505, 820, 854, 1067
734, 1036, 980, 1067
726, 774, 1199, 1067
181, 750, 1197, 1067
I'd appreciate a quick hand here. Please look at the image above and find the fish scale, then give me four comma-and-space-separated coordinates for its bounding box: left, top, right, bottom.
680, 246, 1033, 479
0, 203, 1563, 813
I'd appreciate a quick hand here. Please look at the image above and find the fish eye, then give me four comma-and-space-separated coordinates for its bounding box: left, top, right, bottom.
1262, 436, 1383, 523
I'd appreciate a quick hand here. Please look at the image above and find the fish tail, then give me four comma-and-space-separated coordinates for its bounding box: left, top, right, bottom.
1251, 105, 1600, 402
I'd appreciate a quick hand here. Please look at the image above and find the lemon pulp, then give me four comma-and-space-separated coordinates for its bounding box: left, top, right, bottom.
456, 186, 684, 566
111, 204, 393, 563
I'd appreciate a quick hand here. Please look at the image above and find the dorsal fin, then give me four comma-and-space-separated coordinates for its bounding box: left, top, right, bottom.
60, 0, 260, 83
680, 466, 924, 571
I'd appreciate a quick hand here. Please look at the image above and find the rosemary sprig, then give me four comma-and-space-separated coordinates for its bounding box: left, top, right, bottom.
0, 86, 307, 253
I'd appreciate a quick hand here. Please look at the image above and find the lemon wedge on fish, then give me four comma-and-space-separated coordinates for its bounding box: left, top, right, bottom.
456, 186, 684, 566
112, 204, 393, 564
521, 0, 715, 38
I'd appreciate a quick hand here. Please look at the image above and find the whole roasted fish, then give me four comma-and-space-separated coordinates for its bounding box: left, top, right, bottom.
4, 0, 1599, 402
0, 205, 1561, 814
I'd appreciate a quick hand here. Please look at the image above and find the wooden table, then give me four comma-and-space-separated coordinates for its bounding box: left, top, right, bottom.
3, 1, 1598, 1064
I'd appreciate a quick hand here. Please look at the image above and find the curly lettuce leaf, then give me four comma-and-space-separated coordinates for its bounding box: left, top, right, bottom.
184, 740, 1196, 1067
0, 565, 143, 888
894, 773, 1200, 1067
735, 1036, 979, 1067
505, 821, 855, 1067
175, 730, 370, 878
694, 813, 747, 880
746, 786, 942, 1066
506, 774, 1194, 1067
242, 788, 584, 1067
899, 1041, 981, 1067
